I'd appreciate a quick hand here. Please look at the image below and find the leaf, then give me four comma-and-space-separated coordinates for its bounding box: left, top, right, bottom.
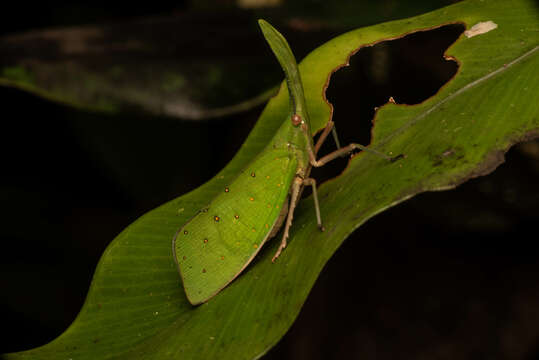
5, 0, 538, 359
0, 2, 457, 120
196, 0, 458, 29
0, 12, 282, 120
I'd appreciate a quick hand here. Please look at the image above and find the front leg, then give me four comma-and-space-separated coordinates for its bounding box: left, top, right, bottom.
302, 121, 396, 167
310, 143, 396, 167
272, 176, 303, 262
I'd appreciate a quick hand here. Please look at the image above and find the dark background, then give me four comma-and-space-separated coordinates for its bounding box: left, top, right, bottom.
1, 2, 539, 359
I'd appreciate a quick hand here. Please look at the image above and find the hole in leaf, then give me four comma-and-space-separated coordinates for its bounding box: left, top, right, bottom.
312, 23, 465, 186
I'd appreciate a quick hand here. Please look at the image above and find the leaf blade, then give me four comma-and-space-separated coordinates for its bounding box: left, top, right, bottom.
6, 0, 539, 359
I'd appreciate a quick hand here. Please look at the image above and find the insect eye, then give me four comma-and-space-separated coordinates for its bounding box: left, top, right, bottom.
291, 114, 301, 126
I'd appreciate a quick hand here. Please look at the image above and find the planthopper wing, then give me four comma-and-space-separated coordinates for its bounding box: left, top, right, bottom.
173, 148, 297, 305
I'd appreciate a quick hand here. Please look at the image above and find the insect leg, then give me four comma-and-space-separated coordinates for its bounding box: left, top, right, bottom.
314, 120, 335, 154
302, 178, 324, 231
272, 176, 303, 262
302, 121, 394, 167
312, 143, 394, 167
314, 120, 346, 158
331, 125, 342, 151
313, 121, 348, 161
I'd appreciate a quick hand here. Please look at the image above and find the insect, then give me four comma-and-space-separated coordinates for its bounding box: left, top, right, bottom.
173, 19, 399, 305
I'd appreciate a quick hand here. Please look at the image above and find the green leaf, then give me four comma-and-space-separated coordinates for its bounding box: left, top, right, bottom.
6, 0, 538, 359
0, 1, 457, 120
196, 0, 458, 29
0, 13, 281, 120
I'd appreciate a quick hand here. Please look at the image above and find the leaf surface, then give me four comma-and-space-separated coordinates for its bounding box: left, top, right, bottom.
0, 12, 280, 120
0, 1, 456, 120
6, 0, 538, 359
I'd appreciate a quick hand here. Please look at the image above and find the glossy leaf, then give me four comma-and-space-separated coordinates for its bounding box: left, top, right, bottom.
5, 0, 538, 359
0, 1, 456, 120
0, 12, 281, 120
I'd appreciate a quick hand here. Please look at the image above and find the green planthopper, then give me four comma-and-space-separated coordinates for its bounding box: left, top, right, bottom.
173, 19, 400, 305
